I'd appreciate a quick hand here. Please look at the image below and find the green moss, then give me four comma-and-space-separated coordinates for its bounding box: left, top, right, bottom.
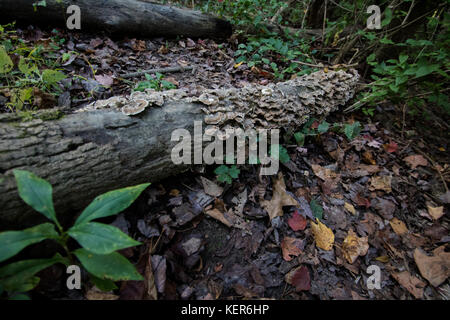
38, 109, 63, 121
17, 111, 34, 122
15, 109, 64, 122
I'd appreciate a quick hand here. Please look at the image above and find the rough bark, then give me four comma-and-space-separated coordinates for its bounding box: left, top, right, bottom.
0, 69, 358, 230
0, 0, 232, 39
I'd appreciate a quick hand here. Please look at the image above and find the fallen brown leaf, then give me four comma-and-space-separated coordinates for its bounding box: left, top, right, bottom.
200, 176, 223, 197
392, 271, 426, 299
369, 175, 392, 193
427, 204, 444, 220
414, 246, 450, 287
205, 208, 232, 227
389, 217, 409, 236
342, 229, 369, 264
285, 266, 310, 292
281, 237, 303, 261
404, 154, 428, 169
287, 210, 307, 231
261, 172, 298, 220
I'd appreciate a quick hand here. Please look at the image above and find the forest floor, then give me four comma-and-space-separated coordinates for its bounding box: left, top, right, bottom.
2, 26, 449, 300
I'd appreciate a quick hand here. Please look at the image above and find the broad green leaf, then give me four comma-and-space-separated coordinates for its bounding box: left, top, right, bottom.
74, 249, 143, 281
13, 170, 58, 226
389, 84, 399, 93
0, 223, 58, 262
399, 54, 409, 65
228, 165, 240, 179
89, 274, 118, 292
10, 276, 40, 293
41, 69, 66, 84
310, 199, 323, 220
68, 222, 141, 255
0, 46, 13, 74
344, 122, 361, 140
9, 293, 31, 300
217, 174, 232, 184
214, 165, 229, 175
294, 132, 305, 146
317, 121, 330, 133
270, 145, 290, 163
75, 183, 150, 225
381, 7, 393, 27
0, 254, 65, 292
414, 64, 439, 78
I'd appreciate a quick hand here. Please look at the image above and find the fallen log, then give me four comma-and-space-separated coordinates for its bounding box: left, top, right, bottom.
0, 69, 358, 230
0, 0, 232, 39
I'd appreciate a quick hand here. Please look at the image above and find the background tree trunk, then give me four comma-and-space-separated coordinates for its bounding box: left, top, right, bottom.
0, 0, 232, 39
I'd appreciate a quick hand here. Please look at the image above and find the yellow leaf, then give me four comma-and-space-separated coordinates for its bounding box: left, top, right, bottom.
344, 202, 356, 215
310, 219, 334, 251
342, 229, 369, 264
438, 147, 445, 152
376, 255, 389, 263
234, 61, 243, 68
389, 217, 408, 236
324, 67, 329, 73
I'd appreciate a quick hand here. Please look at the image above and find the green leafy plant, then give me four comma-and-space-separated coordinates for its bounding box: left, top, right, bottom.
0, 170, 149, 299
134, 72, 177, 92
234, 35, 316, 79
294, 118, 361, 146
269, 144, 290, 163
309, 198, 323, 220
0, 24, 70, 112
214, 165, 240, 184
343, 121, 361, 140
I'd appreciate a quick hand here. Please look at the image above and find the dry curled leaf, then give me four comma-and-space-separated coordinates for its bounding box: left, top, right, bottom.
285, 266, 310, 292
288, 210, 307, 231
342, 229, 369, 264
200, 176, 223, 197
392, 271, 426, 299
311, 164, 341, 191
426, 205, 444, 220
389, 217, 409, 236
344, 202, 356, 215
369, 175, 392, 193
414, 246, 450, 287
261, 172, 298, 220
205, 208, 232, 228
281, 237, 303, 261
404, 154, 428, 169
310, 219, 334, 251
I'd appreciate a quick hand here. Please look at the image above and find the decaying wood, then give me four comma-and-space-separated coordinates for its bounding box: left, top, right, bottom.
0, 69, 358, 229
0, 0, 232, 39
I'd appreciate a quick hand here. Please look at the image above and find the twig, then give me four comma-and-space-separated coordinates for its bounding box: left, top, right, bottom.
121, 65, 194, 79
292, 60, 358, 69
270, 0, 295, 24
300, 0, 310, 29
329, 0, 352, 12
401, 0, 415, 25
321, 0, 328, 50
